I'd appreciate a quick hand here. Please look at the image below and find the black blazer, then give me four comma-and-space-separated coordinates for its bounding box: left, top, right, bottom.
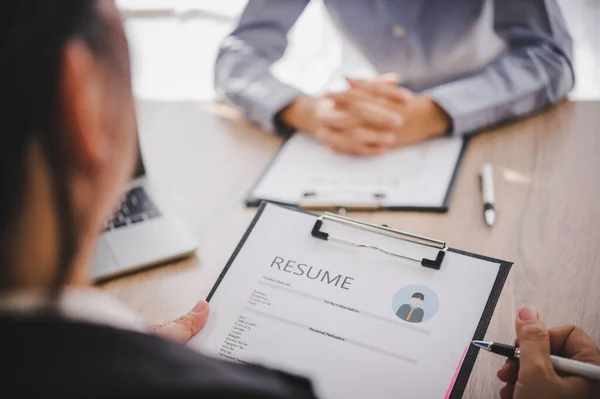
1, 315, 317, 399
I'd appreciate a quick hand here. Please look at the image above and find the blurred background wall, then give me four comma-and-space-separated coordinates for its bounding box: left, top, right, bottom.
116, 0, 600, 102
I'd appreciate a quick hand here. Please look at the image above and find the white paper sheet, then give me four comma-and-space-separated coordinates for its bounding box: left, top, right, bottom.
249, 134, 464, 208
189, 204, 504, 399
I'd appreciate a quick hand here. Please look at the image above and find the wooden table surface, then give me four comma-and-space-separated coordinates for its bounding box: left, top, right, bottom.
99, 100, 600, 398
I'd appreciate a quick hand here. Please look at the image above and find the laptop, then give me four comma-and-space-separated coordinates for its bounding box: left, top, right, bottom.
91, 140, 197, 280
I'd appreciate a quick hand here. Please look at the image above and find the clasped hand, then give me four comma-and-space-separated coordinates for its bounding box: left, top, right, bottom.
313, 74, 451, 156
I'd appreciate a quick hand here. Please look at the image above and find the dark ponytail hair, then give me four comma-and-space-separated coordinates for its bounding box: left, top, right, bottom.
0, 1, 112, 298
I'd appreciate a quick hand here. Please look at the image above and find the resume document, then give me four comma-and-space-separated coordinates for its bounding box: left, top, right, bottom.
190, 204, 508, 398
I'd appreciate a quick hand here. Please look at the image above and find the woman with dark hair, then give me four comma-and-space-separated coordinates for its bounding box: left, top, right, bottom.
0, 2, 597, 398
0, 1, 315, 397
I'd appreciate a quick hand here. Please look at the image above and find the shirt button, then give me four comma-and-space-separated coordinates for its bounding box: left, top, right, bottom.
392, 25, 406, 38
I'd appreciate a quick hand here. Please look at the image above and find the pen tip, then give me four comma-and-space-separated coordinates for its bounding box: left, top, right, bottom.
485, 210, 495, 226
471, 341, 491, 350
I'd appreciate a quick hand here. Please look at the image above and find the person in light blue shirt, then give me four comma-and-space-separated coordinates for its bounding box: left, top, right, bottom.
215, 0, 574, 156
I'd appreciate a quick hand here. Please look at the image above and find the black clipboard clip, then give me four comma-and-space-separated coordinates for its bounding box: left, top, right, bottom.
311, 212, 447, 270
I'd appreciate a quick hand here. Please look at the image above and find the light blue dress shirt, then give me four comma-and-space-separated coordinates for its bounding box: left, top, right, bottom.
215, 0, 574, 136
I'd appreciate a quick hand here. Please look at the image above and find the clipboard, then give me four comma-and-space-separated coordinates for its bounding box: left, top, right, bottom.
202, 203, 512, 399
245, 134, 470, 212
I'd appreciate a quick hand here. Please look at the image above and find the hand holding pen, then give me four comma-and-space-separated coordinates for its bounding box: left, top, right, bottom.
486, 306, 600, 399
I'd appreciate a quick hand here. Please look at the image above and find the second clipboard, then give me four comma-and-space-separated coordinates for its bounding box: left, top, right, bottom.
245, 133, 469, 212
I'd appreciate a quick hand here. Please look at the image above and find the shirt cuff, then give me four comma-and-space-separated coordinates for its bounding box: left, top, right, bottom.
424, 85, 494, 137
243, 76, 302, 135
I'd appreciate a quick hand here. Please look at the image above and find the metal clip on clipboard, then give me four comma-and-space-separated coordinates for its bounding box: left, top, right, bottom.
299, 190, 386, 212
311, 212, 448, 270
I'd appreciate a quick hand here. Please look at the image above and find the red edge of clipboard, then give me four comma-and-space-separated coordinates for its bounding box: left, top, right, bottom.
445, 347, 468, 399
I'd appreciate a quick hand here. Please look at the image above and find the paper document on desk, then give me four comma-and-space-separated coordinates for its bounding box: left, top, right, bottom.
246, 134, 466, 211
190, 203, 511, 399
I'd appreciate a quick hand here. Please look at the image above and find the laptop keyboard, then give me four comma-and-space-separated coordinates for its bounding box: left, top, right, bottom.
105, 187, 161, 231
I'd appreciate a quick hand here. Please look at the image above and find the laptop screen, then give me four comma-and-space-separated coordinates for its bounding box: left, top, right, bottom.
134, 148, 145, 178
133, 123, 146, 178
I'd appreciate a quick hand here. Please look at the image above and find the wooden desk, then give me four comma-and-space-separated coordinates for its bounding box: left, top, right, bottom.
100, 100, 600, 398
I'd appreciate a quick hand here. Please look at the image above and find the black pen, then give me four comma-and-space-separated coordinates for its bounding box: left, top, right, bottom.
472, 340, 600, 381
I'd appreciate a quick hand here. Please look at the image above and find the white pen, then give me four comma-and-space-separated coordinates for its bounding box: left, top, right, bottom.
479, 163, 495, 226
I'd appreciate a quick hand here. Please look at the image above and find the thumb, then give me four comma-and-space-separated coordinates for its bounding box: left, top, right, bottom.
151, 300, 210, 344
516, 306, 555, 378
